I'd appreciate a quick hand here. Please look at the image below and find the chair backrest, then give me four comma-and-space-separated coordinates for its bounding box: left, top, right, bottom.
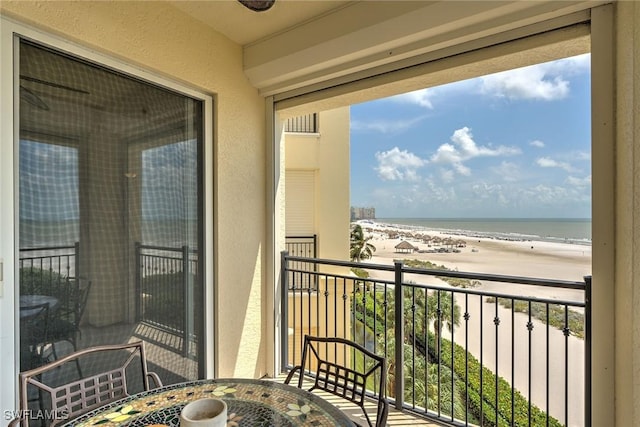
58, 277, 91, 328
15, 341, 161, 426
287, 335, 388, 427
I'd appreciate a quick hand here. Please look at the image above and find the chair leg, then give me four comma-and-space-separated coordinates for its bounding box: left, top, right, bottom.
69, 337, 83, 378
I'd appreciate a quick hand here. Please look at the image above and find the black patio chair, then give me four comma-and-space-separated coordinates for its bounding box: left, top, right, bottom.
9, 341, 163, 427
44, 277, 91, 372
19, 302, 50, 371
285, 335, 388, 427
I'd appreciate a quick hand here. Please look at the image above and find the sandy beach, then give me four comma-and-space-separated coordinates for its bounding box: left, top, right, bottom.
356, 222, 590, 426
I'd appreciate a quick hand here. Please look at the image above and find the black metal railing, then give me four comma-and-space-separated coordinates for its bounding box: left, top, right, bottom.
281, 252, 591, 427
285, 235, 318, 290
135, 243, 199, 356
19, 244, 79, 294
284, 113, 318, 133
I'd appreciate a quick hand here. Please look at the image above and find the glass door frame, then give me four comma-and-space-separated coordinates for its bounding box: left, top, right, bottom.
0, 18, 215, 404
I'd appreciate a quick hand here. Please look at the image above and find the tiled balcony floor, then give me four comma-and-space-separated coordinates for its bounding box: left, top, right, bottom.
61, 322, 444, 426
270, 374, 445, 426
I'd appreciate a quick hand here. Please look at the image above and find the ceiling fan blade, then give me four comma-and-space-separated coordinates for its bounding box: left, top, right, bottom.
20, 86, 50, 111
20, 75, 90, 94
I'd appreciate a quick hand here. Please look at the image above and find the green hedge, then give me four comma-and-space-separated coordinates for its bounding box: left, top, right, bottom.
20, 267, 68, 300
434, 336, 562, 427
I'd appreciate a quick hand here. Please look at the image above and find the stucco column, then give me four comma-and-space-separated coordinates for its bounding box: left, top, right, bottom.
614, 1, 640, 426
80, 122, 129, 327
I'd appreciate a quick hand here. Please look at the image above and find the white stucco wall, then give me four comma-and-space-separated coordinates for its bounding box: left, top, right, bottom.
0, 0, 268, 414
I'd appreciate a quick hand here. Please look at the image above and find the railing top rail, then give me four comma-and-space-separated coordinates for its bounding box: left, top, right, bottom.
137, 243, 198, 254
401, 280, 585, 307
402, 266, 585, 289
284, 254, 396, 272
20, 245, 76, 252
283, 253, 586, 290
286, 267, 396, 286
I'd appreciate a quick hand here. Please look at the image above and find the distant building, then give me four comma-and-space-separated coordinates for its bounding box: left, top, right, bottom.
351, 206, 376, 221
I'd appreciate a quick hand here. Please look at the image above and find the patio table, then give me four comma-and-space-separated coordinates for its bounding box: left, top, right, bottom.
63, 378, 355, 426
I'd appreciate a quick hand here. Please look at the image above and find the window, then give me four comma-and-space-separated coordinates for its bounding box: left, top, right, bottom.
18, 40, 205, 383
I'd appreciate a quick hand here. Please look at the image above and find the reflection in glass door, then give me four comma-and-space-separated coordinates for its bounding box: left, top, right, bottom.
18, 39, 204, 386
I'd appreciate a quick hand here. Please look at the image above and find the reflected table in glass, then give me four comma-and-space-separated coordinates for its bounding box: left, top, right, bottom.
65, 378, 355, 426
19, 294, 59, 319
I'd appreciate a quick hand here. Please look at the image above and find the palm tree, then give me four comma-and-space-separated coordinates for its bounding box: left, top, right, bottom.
427, 290, 461, 357
350, 224, 376, 262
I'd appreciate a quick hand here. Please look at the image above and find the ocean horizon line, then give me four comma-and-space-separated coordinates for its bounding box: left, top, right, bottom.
357, 217, 592, 246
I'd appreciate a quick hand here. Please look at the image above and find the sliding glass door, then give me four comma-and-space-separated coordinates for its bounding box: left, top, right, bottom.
18, 39, 205, 385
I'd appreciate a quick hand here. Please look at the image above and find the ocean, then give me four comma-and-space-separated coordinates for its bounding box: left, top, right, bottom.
371, 218, 592, 246
19, 219, 199, 249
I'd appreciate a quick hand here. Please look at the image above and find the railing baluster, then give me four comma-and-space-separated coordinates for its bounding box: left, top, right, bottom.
411, 287, 416, 408
564, 304, 570, 426
495, 297, 500, 426
394, 261, 404, 410
511, 298, 515, 427
480, 295, 484, 426
546, 302, 550, 427
437, 290, 442, 417
280, 251, 289, 373
449, 290, 454, 421
528, 301, 533, 426
585, 276, 592, 427
464, 294, 470, 426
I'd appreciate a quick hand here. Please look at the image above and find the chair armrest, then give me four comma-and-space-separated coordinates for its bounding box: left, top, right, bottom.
284, 366, 303, 385
147, 371, 163, 388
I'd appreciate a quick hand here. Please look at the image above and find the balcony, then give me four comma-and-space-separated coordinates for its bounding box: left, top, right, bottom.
18, 245, 590, 426
284, 113, 319, 133
281, 252, 590, 427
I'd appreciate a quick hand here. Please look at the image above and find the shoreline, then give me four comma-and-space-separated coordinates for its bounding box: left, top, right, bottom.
356, 220, 592, 282
356, 218, 592, 247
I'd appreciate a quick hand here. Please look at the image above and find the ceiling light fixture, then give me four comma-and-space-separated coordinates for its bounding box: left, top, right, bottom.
237, 0, 275, 12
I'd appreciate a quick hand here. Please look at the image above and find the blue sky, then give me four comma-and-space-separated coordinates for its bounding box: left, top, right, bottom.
350, 54, 591, 219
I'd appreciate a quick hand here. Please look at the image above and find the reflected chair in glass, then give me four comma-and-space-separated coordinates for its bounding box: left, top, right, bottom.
19, 302, 50, 371
9, 340, 163, 427
44, 278, 91, 371
285, 335, 388, 427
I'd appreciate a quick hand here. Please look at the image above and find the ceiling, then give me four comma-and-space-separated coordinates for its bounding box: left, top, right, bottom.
164, 0, 600, 100
167, 0, 353, 46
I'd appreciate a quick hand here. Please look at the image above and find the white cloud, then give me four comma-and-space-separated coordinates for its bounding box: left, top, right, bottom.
530, 140, 545, 148
471, 182, 510, 206
351, 116, 425, 134
429, 127, 521, 176
482, 67, 568, 100
536, 157, 577, 172
389, 88, 434, 109
526, 184, 570, 203
387, 80, 479, 109
566, 175, 591, 187
440, 169, 455, 183
491, 161, 521, 182
479, 54, 589, 101
574, 150, 591, 161
375, 147, 426, 181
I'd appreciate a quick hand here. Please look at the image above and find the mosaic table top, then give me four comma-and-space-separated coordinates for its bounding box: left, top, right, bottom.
65, 378, 354, 427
